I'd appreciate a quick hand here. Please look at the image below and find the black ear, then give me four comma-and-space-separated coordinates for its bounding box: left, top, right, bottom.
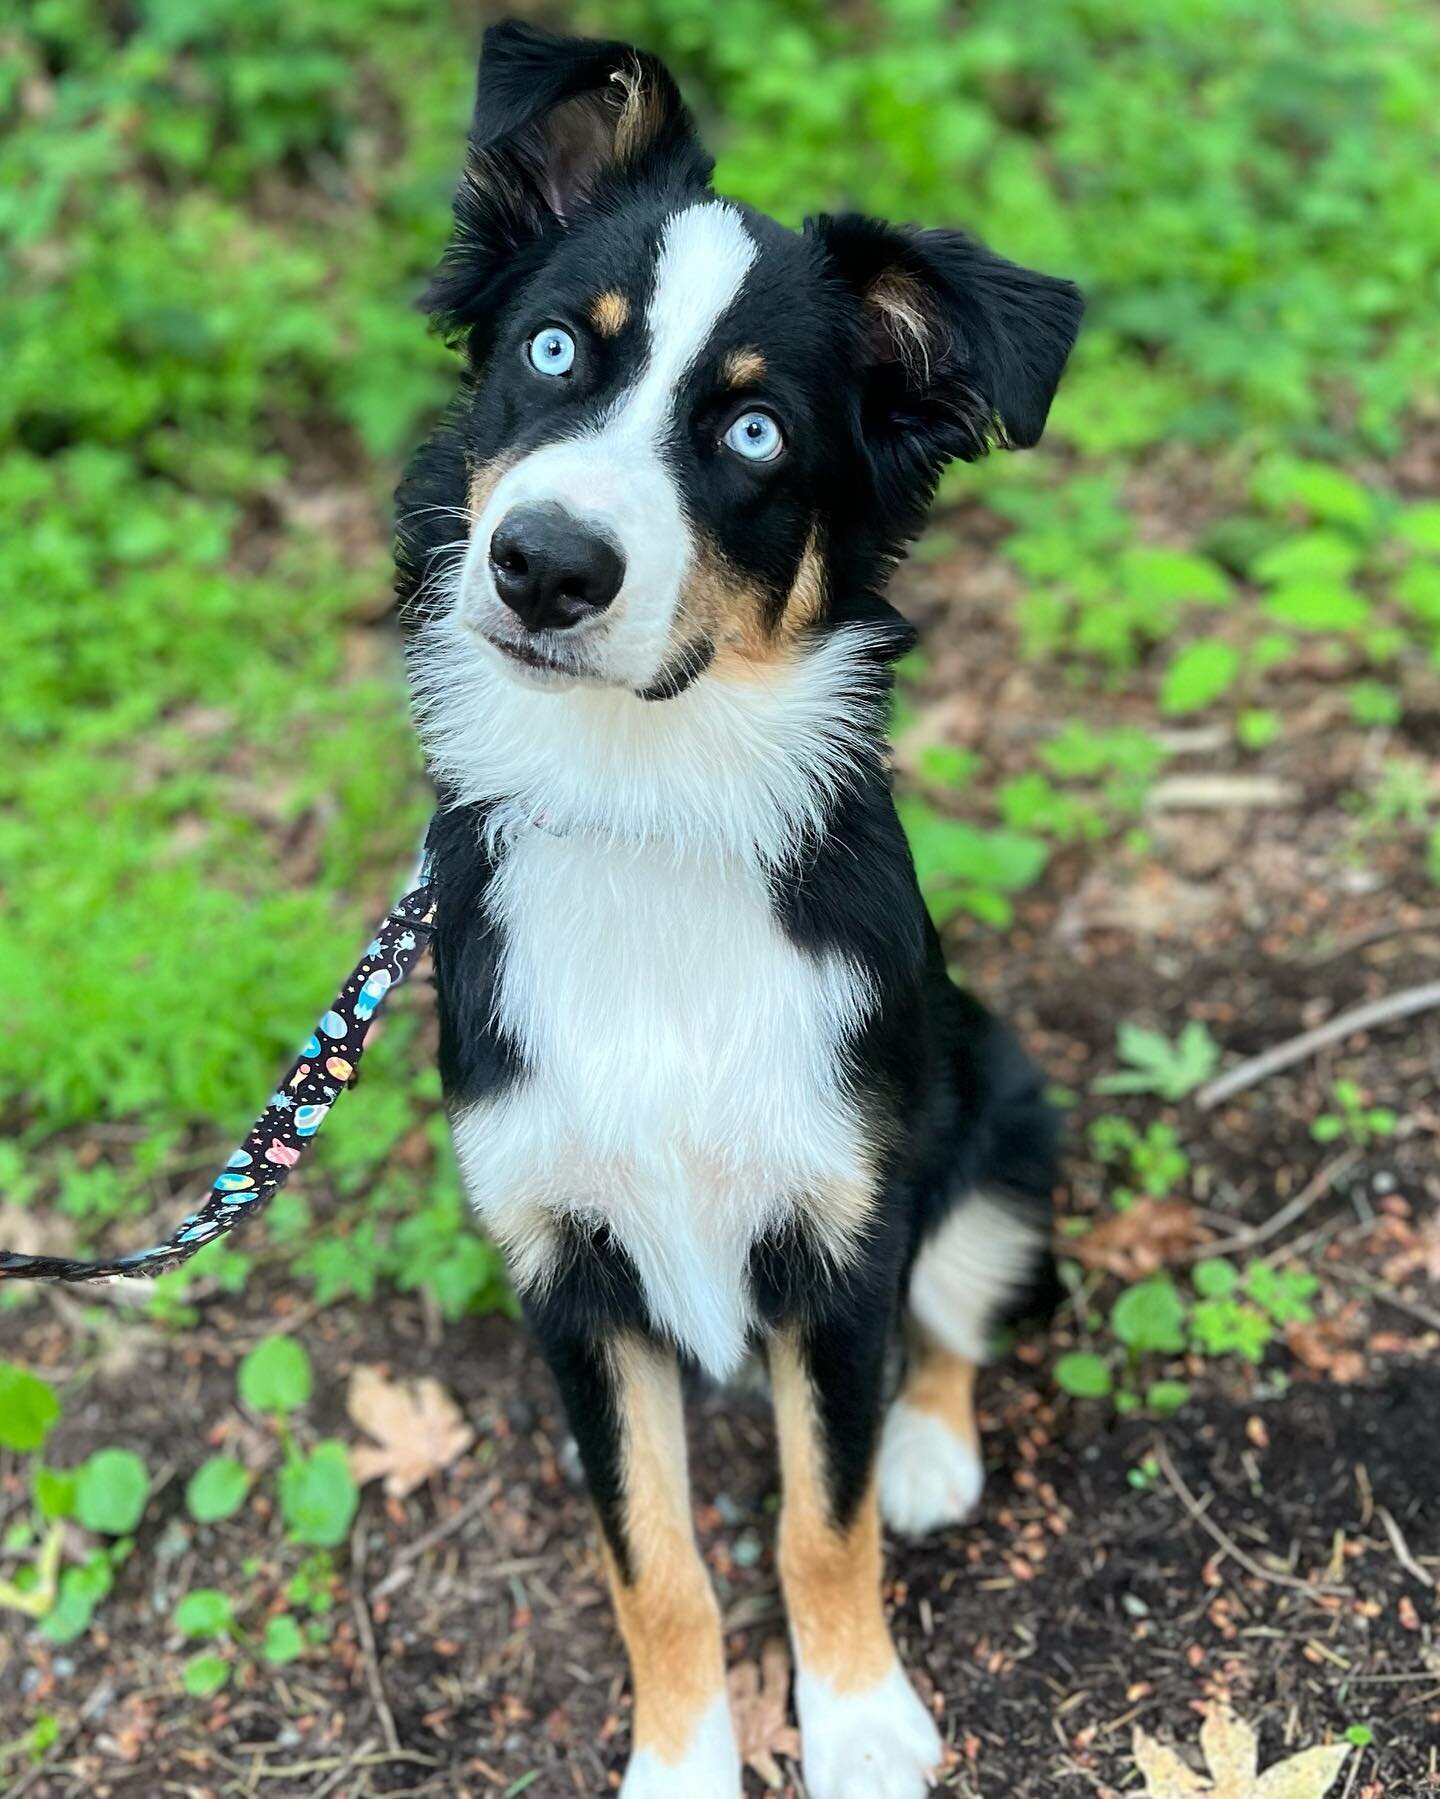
809, 213, 1083, 478
425, 23, 712, 341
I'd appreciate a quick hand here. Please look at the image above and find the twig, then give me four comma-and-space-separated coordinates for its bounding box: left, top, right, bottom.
308, 1735, 379, 1799
371, 1476, 501, 1600
350, 1518, 402, 1756
1376, 1507, 1436, 1589
251, 1750, 438, 1779
1305, 909, 1440, 967
1177, 1150, 1361, 1262
1196, 979, 1440, 1110
1153, 1440, 1350, 1597
1332, 1268, 1440, 1334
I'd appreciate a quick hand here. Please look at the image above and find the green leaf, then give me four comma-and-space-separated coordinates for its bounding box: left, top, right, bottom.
73, 1448, 149, 1536
1054, 1352, 1113, 1399
1192, 1258, 1239, 1299
0, 1365, 61, 1453
174, 1588, 235, 1638
1111, 1277, 1188, 1355
278, 1441, 358, 1548
1264, 584, 1371, 633
238, 1336, 312, 1415
1252, 531, 1362, 588
1146, 1381, 1191, 1417
181, 1652, 231, 1697
1395, 502, 1440, 555
1160, 641, 1240, 715
1252, 458, 1377, 533
185, 1456, 251, 1525
1120, 546, 1232, 607
1093, 1020, 1220, 1102
32, 1466, 78, 1521
261, 1613, 305, 1664
1236, 708, 1279, 750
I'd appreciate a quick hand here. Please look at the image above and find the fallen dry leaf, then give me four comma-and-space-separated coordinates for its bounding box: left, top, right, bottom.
1286, 1319, 1367, 1385
347, 1366, 474, 1498
1135, 1703, 1352, 1799
728, 1639, 801, 1790
1074, 1198, 1210, 1281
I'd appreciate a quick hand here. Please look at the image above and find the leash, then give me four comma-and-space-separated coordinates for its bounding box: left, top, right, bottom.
0, 880, 437, 1283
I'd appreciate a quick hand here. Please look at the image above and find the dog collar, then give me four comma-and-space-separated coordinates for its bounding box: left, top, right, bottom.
0, 877, 437, 1284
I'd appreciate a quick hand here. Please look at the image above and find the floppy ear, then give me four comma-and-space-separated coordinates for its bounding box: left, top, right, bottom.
809, 213, 1082, 491
425, 23, 712, 342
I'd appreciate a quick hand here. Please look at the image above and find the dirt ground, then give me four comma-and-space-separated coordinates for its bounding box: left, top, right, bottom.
3, 540, 1439, 1797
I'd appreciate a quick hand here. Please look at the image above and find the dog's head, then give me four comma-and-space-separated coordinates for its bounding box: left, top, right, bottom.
400, 22, 1082, 701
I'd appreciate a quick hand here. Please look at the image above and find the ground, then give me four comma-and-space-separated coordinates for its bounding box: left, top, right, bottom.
3, 537, 1438, 1799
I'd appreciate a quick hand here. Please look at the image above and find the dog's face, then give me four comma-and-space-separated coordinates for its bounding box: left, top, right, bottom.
401, 23, 1082, 701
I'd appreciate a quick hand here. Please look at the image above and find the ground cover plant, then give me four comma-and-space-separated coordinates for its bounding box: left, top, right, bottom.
1, 0, 1438, 1792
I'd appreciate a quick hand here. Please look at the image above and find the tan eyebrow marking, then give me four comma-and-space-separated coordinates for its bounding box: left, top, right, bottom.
721, 347, 767, 387
589, 290, 631, 336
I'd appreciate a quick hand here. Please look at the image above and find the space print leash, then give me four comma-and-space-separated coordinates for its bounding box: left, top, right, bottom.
0, 878, 437, 1283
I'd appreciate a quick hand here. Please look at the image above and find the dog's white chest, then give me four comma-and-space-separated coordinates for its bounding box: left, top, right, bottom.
450, 826, 874, 1377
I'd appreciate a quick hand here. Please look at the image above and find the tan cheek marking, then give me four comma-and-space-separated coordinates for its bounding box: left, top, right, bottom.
902, 1333, 981, 1456
722, 346, 767, 387
589, 290, 631, 336
465, 454, 511, 525
686, 528, 829, 681
770, 1333, 896, 1693
604, 1337, 726, 1763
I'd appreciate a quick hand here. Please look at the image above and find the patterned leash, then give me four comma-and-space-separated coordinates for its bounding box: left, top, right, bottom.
0, 881, 437, 1283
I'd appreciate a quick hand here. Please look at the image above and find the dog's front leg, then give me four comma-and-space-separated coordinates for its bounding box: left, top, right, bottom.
770, 1323, 943, 1799
540, 1328, 739, 1797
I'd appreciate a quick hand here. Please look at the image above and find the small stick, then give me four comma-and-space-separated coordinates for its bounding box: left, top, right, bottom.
371, 1476, 500, 1599
350, 1518, 403, 1756
1177, 1150, 1361, 1262
1196, 979, 1440, 1110
1376, 1506, 1436, 1589
1154, 1440, 1350, 1597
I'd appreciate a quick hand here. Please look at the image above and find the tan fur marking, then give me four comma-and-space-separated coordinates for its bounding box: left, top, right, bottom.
589, 290, 631, 336
721, 346, 768, 387
610, 64, 666, 164
867, 271, 936, 381
604, 1337, 725, 1762
465, 454, 511, 524
685, 527, 829, 680
770, 1333, 896, 1693
902, 1333, 981, 1455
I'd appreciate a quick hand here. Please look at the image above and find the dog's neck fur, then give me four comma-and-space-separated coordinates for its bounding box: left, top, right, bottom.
409, 609, 895, 869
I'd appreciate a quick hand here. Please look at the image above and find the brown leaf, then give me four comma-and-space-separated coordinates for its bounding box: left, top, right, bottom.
1135, 1703, 1352, 1799
347, 1366, 475, 1499
1286, 1320, 1367, 1385
727, 1639, 801, 1790
1074, 1199, 1209, 1281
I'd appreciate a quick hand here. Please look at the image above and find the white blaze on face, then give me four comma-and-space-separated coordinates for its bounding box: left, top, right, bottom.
460, 201, 758, 689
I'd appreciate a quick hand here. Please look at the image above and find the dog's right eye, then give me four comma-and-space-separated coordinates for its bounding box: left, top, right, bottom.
527, 327, 576, 377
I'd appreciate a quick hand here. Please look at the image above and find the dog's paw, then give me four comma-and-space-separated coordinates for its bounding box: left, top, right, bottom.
878, 1399, 984, 1536
795, 1663, 942, 1799
619, 1695, 741, 1799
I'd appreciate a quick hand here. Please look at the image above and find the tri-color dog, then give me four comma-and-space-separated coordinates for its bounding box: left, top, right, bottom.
397, 24, 1081, 1796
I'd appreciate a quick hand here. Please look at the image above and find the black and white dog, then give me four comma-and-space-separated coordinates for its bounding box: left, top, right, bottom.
397, 24, 1080, 1797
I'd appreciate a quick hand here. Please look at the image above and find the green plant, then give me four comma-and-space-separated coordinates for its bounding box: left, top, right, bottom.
1093, 1021, 1221, 1102
1311, 1079, 1398, 1146
1089, 1116, 1190, 1205
236, 1338, 358, 1548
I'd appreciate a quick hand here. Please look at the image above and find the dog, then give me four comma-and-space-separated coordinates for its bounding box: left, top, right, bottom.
395, 23, 1081, 1797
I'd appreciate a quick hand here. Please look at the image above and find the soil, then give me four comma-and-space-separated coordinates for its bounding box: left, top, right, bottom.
3, 531, 1439, 1798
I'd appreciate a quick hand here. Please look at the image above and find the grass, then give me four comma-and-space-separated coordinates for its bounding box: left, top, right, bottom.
3, 0, 1439, 1332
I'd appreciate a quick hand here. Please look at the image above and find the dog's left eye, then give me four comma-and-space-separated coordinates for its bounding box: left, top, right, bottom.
528, 327, 576, 377
723, 410, 784, 462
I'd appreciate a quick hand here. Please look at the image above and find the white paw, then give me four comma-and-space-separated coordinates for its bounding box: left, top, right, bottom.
878, 1400, 984, 1536
796, 1663, 943, 1799
619, 1693, 741, 1798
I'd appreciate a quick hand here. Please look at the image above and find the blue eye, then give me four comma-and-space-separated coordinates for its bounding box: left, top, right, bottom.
723, 409, 784, 462
528, 327, 576, 376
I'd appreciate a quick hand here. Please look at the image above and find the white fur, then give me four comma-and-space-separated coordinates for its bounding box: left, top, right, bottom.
795, 1663, 942, 1799
620, 1694, 741, 1799
410, 606, 887, 865
907, 1191, 1047, 1363
457, 200, 758, 692
451, 819, 875, 1380
878, 1400, 985, 1536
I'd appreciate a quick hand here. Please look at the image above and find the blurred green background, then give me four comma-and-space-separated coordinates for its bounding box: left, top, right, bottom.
3, 0, 1439, 1315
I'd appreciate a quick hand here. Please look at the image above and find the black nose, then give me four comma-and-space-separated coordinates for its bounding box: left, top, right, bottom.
488, 504, 624, 632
